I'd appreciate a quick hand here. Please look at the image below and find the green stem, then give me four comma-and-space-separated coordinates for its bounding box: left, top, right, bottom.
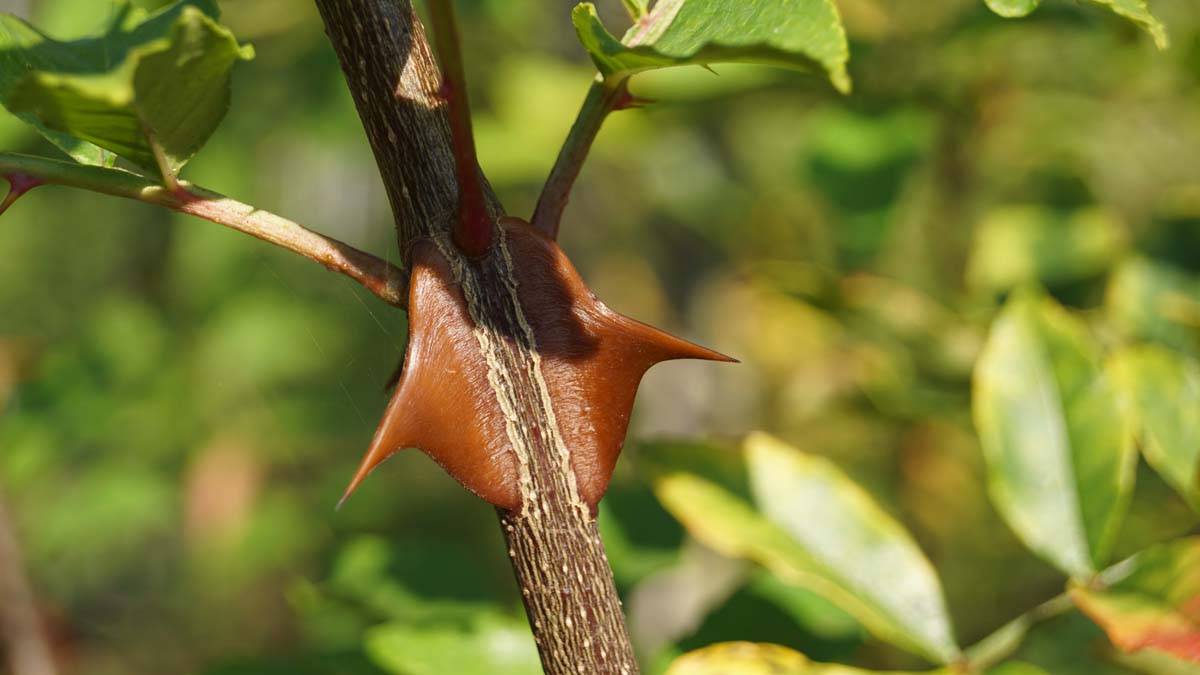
0, 152, 408, 308
531, 75, 630, 239
426, 0, 491, 257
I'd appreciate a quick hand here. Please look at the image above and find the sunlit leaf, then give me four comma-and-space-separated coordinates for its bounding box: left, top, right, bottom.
1109, 346, 1200, 513
966, 206, 1127, 292
365, 611, 541, 675
1107, 258, 1200, 356
982, 0, 1167, 48
665, 641, 945, 675
653, 434, 960, 664
0, 0, 253, 177
571, 0, 850, 93
984, 0, 1039, 18
973, 289, 1136, 578
1071, 537, 1200, 663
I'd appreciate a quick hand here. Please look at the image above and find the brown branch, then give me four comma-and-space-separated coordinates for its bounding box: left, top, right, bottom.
0, 153, 408, 308
312, 2, 639, 673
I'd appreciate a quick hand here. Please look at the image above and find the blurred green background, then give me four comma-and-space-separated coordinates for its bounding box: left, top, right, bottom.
0, 0, 1198, 673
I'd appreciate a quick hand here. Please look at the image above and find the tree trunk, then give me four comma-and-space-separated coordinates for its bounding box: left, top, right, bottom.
311, 3, 639, 673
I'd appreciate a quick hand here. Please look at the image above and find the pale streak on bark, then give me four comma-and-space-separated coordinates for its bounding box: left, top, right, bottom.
311, 2, 639, 673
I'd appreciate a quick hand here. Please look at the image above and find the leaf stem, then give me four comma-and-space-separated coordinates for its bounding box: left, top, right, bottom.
531, 75, 630, 239
426, 0, 491, 257
0, 153, 408, 308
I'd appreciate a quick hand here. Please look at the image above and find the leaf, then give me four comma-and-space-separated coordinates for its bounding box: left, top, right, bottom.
1106, 257, 1200, 356
365, 611, 541, 675
1071, 537, 1200, 663
966, 206, 1127, 293
653, 435, 960, 664
571, 0, 850, 93
621, 0, 649, 20
0, 1, 253, 177
973, 289, 1136, 578
982, 0, 1168, 49
984, 0, 1039, 18
665, 641, 946, 675
1109, 346, 1200, 512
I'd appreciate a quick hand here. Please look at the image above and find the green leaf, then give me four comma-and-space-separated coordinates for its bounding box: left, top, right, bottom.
0, 1, 253, 177
1071, 537, 1200, 664
973, 289, 1136, 578
1106, 257, 1200, 356
982, 0, 1168, 49
984, 0, 1039, 18
966, 206, 1127, 293
665, 641, 947, 675
1109, 346, 1200, 513
365, 611, 541, 675
653, 434, 960, 664
571, 0, 850, 93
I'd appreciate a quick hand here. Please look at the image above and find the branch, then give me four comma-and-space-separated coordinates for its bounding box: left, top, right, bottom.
0, 153, 408, 308
426, 0, 492, 257
0, 486, 58, 675
530, 76, 633, 238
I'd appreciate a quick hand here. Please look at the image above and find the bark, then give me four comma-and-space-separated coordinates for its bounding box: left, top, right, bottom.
311, 3, 638, 673
0, 488, 57, 675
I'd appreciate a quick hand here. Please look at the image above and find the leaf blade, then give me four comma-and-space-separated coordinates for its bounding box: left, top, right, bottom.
571, 0, 850, 93
973, 290, 1136, 577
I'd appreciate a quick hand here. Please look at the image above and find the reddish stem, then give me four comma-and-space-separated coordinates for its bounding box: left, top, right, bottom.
0, 173, 43, 215
427, 0, 492, 257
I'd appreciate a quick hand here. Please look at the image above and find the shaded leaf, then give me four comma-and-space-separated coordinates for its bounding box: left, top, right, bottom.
1109, 346, 1200, 513
982, 0, 1167, 48
365, 611, 540, 675
973, 289, 1136, 577
653, 434, 959, 664
0, 0, 252, 177
572, 0, 850, 93
1072, 537, 1200, 663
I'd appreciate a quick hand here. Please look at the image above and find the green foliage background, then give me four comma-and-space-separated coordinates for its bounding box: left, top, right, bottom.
0, 0, 1198, 673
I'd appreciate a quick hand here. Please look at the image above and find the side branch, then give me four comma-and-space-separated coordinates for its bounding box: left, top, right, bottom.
0, 153, 408, 308
531, 76, 631, 238
427, 0, 492, 257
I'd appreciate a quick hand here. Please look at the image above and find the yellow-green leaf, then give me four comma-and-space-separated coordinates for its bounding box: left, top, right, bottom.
1109, 346, 1200, 513
983, 0, 1168, 49
973, 289, 1136, 578
665, 641, 947, 675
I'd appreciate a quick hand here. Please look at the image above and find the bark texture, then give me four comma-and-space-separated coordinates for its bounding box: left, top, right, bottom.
312, 2, 638, 673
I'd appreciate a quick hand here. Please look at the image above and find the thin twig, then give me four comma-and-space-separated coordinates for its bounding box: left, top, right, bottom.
531, 76, 631, 239
426, 0, 492, 257
0, 153, 408, 308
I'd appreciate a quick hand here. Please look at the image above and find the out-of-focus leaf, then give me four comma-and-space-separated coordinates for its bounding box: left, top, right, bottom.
653, 435, 960, 664
1109, 346, 1200, 513
571, 0, 850, 93
966, 206, 1126, 292
1107, 258, 1200, 356
1071, 537, 1200, 664
973, 289, 1136, 578
984, 0, 1039, 18
0, 0, 253, 176
665, 641, 944, 675
982, 0, 1167, 48
747, 433, 959, 663
364, 611, 540, 675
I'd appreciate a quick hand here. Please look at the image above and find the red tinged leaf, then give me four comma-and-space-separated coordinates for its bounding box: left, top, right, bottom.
341, 217, 732, 511
1071, 537, 1200, 664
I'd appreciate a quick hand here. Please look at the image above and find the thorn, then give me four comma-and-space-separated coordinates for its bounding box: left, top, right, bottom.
700, 64, 719, 76
612, 85, 656, 111
0, 173, 42, 216
337, 383, 413, 510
